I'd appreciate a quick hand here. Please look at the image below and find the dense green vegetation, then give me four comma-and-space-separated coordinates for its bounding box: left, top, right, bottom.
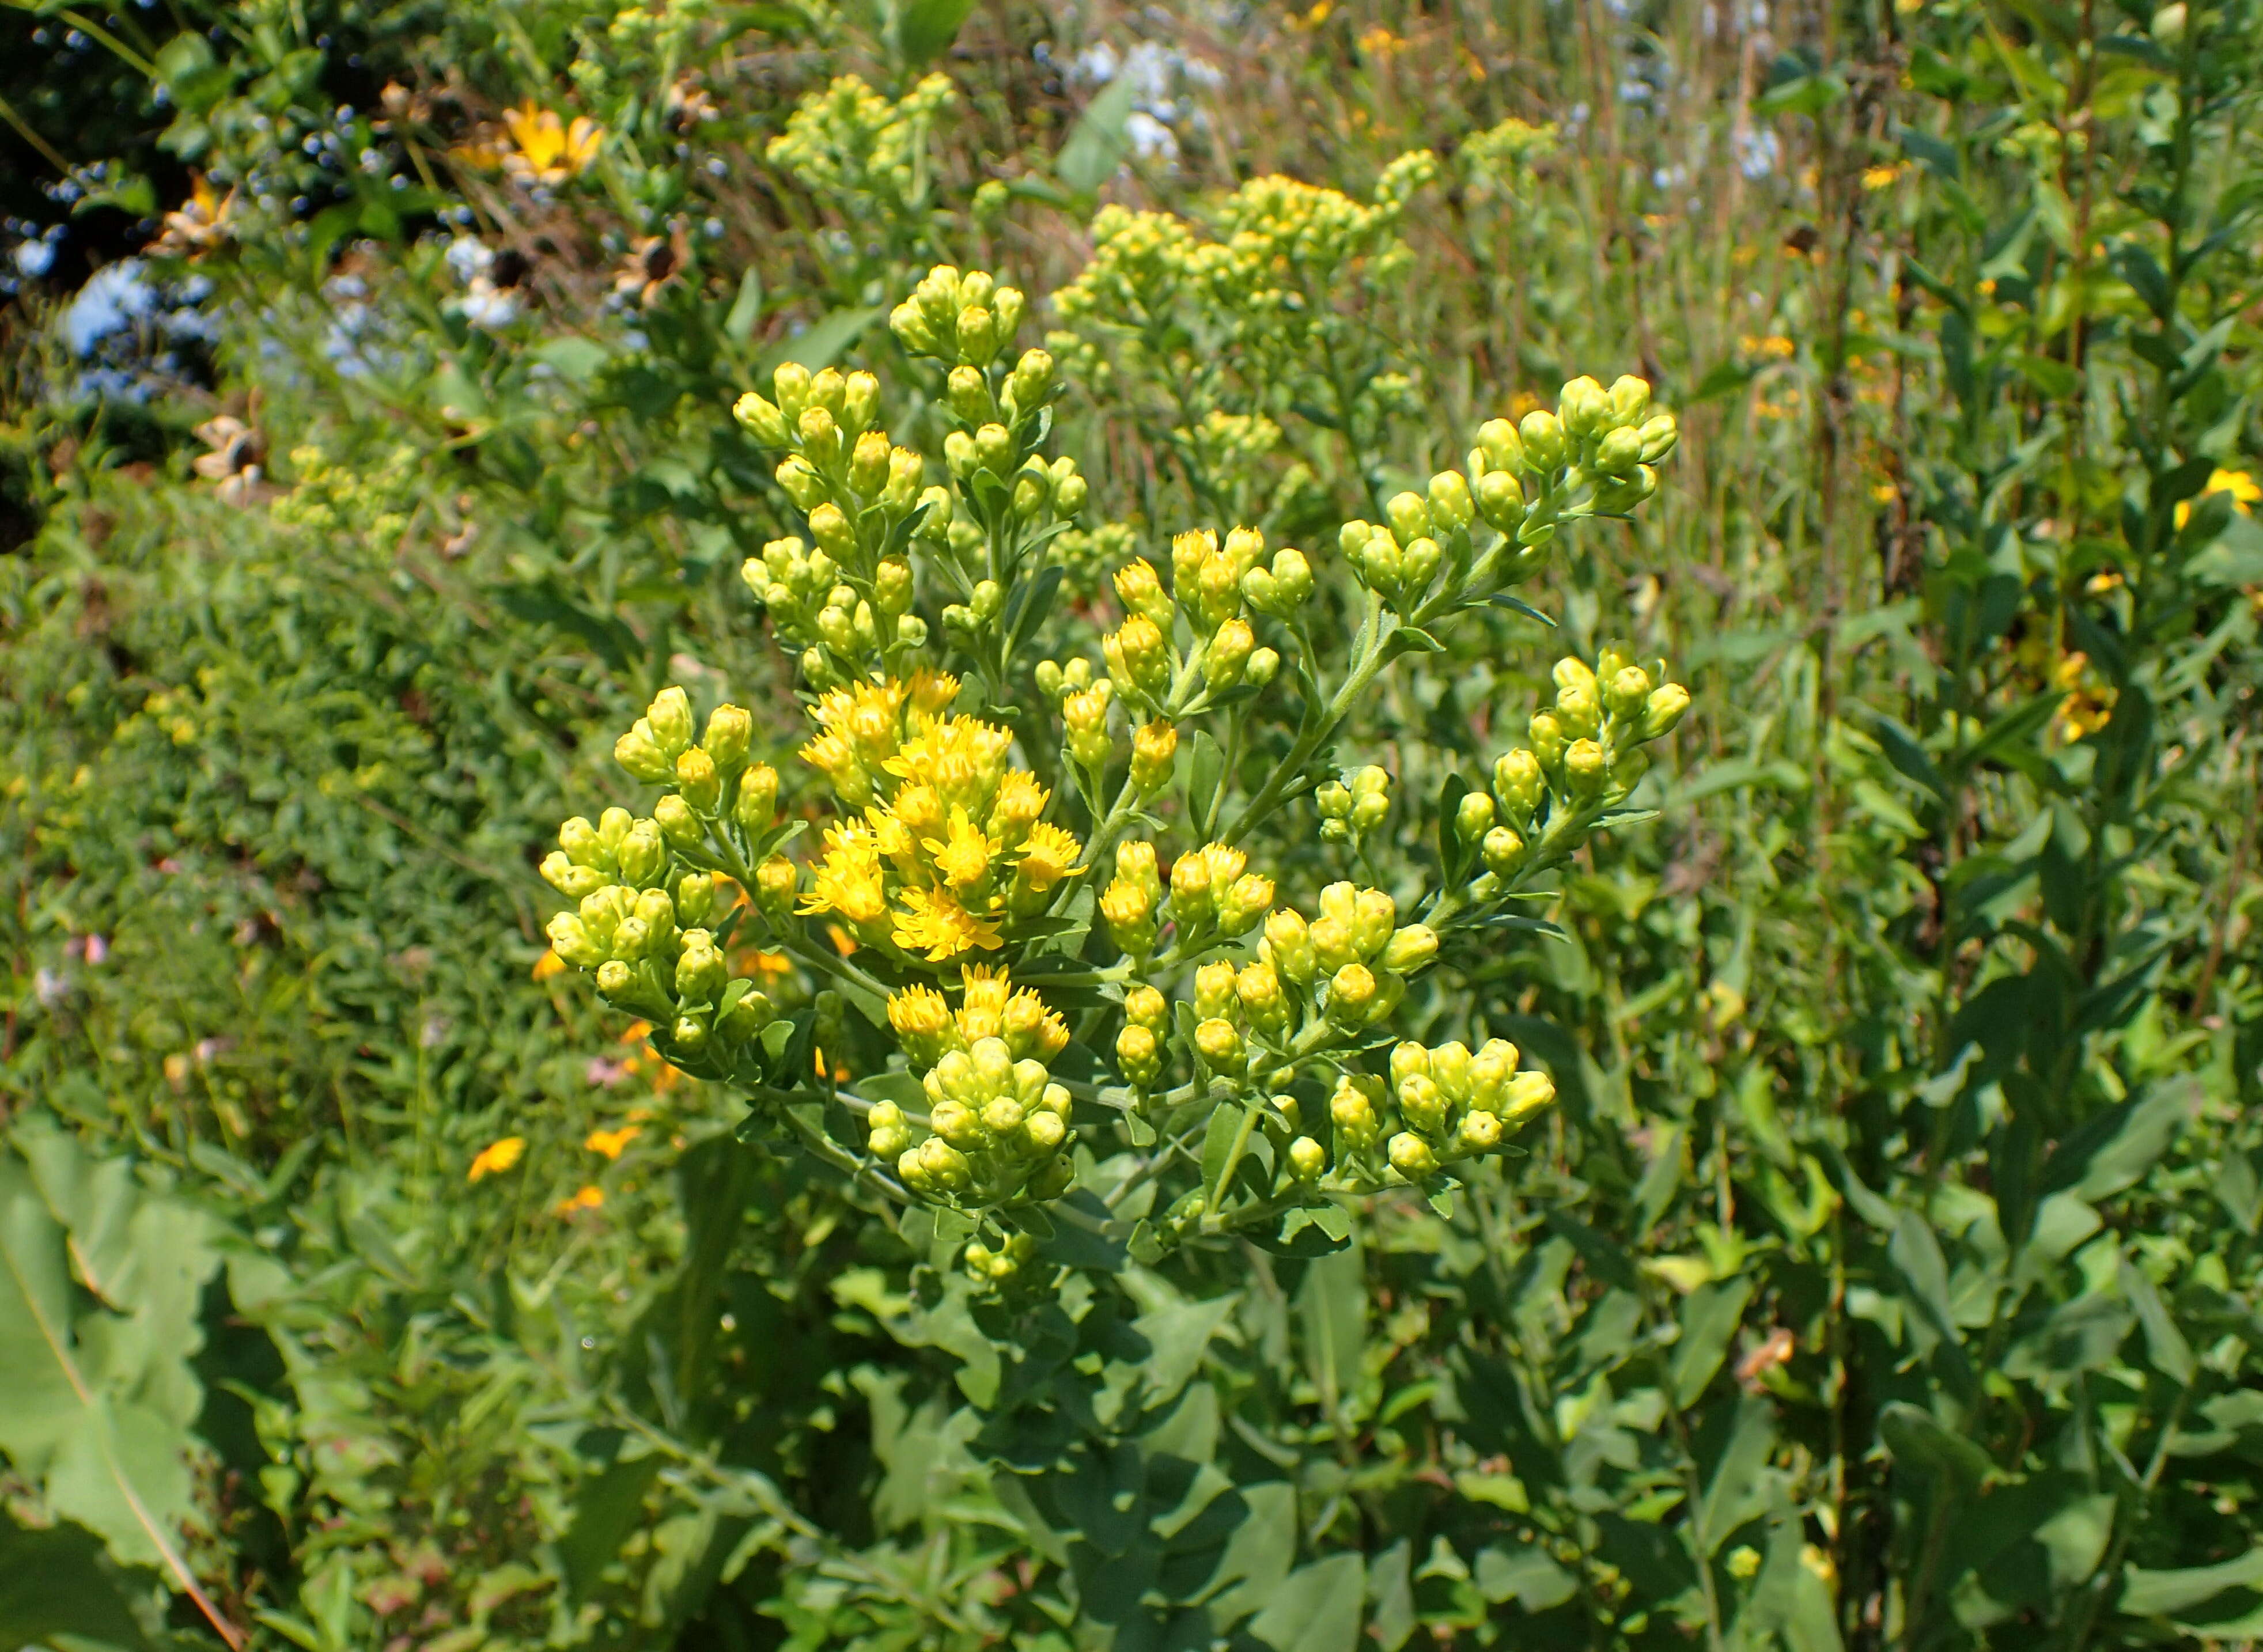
3, 0, 2261, 1646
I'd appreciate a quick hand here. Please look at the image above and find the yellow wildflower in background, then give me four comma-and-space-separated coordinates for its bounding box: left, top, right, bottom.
585, 1124, 641, 1160
468, 1136, 526, 1181
2174, 467, 2260, 529
556, 1184, 605, 1215
533, 949, 567, 981
501, 104, 604, 185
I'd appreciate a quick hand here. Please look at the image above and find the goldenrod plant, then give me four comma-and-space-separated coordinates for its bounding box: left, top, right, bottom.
542, 257, 1688, 1288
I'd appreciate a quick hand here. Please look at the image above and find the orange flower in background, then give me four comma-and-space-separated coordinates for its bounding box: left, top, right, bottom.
533, 949, 568, 981
468, 1136, 526, 1181
585, 1124, 641, 1160
501, 104, 604, 185
556, 1184, 605, 1215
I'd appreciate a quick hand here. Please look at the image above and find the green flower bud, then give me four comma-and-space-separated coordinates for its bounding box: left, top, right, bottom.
703, 704, 752, 772
616, 819, 667, 887
1398, 1074, 1447, 1134
1595, 425, 1644, 477
1428, 470, 1475, 531
797, 403, 843, 468
1644, 682, 1691, 738
1237, 961, 1289, 1033
1477, 417, 1527, 475
1401, 536, 1443, 598
677, 747, 722, 814
772, 361, 812, 420
559, 816, 605, 868
674, 871, 716, 926
1008, 347, 1056, 413
1638, 412, 1679, 464
1273, 547, 1314, 605
1054, 473, 1089, 517
1246, 647, 1280, 688
1482, 825, 1526, 877
1116, 1022, 1163, 1088
1607, 374, 1651, 427
1519, 410, 1566, 471
947, 365, 990, 424
654, 793, 703, 853
1024, 1109, 1067, 1155
1381, 924, 1439, 975
1613, 747, 1650, 789
1558, 376, 1608, 438
1457, 1109, 1503, 1153
848, 430, 891, 497
1388, 1132, 1439, 1180
755, 854, 797, 917
1386, 491, 1432, 544
716, 984, 775, 1043
1288, 1136, 1327, 1181
595, 959, 637, 1003
1195, 960, 1239, 1021
1331, 1075, 1380, 1149
992, 286, 1026, 343
1564, 738, 1608, 795
841, 370, 880, 435
866, 1101, 909, 1161
1265, 908, 1316, 984
1352, 887, 1398, 957
542, 852, 607, 900
733, 392, 790, 448
675, 930, 726, 1004
547, 911, 606, 969
776, 456, 826, 510
1556, 682, 1602, 738
1326, 963, 1378, 1025
1501, 1069, 1556, 1124
1604, 666, 1653, 719
616, 723, 674, 783
1205, 617, 1256, 688
1529, 712, 1567, 771
1456, 790, 1496, 842
1475, 468, 1526, 531
612, 915, 653, 960
974, 422, 1012, 474
1494, 749, 1545, 814
1196, 1017, 1245, 1072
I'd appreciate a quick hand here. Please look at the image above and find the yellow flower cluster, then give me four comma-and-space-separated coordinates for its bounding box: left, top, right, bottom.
795, 673, 1085, 961
885, 965, 1070, 1068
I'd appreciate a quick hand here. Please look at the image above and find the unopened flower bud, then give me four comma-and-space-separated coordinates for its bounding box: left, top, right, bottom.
1326, 963, 1378, 1025
1595, 425, 1644, 477
1643, 682, 1691, 737
771, 361, 812, 419
547, 912, 606, 969
1132, 720, 1178, 794
755, 854, 797, 916
1529, 712, 1567, 771
1558, 375, 1608, 438
1388, 1132, 1439, 1180
733, 392, 790, 447
974, 422, 1012, 473
1474, 468, 1526, 530
1205, 617, 1255, 688
595, 958, 636, 1003
1564, 738, 1607, 794
1288, 1136, 1327, 1181
675, 930, 726, 1003
542, 852, 606, 900
1352, 888, 1397, 956
1195, 1017, 1245, 1072
1482, 825, 1526, 877
1456, 790, 1496, 842
1331, 1076, 1380, 1148
1638, 412, 1679, 463
703, 704, 752, 773
776, 456, 826, 511
1494, 749, 1545, 815
1428, 470, 1474, 531
1101, 877, 1159, 955
1501, 1069, 1556, 1123
1247, 647, 1280, 687
1477, 418, 1527, 475
1519, 409, 1567, 471
1006, 347, 1055, 414
676, 747, 722, 814
1382, 924, 1438, 975
1265, 908, 1316, 984
1237, 961, 1288, 1032
616, 819, 667, 887
1605, 666, 1653, 718
616, 723, 673, 782
559, 816, 605, 867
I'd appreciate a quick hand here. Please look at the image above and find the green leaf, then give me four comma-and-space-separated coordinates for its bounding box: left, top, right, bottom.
1188, 730, 1226, 831
2122, 1547, 2263, 1619
1296, 1246, 1367, 1407
2120, 1261, 2194, 1386
756, 305, 884, 376
0, 1508, 162, 1651
1056, 75, 1139, 193
722, 268, 764, 343
1248, 1552, 1365, 1652
0, 1160, 218, 1602
1473, 1544, 1579, 1611
1132, 1294, 1238, 1412
1671, 1275, 1754, 1407
1878, 1401, 1990, 1492
899, 0, 979, 64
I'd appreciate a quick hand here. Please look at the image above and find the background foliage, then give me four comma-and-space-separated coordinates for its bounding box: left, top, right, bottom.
3, 0, 2261, 1645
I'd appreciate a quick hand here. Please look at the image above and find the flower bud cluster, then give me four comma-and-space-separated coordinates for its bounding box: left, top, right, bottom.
543, 801, 779, 1070
1316, 764, 1391, 847
1316, 1037, 1556, 1185
1102, 840, 1277, 964
1463, 649, 1691, 887
1338, 381, 1677, 612
890, 265, 1034, 376
872, 970, 1078, 1213
734, 362, 932, 684
609, 686, 782, 850
1256, 882, 1436, 1036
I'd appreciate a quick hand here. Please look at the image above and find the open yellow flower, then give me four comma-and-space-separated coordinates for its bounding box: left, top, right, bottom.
585, 1124, 641, 1160
892, 886, 1002, 961
468, 1136, 526, 1181
2175, 467, 2260, 529
925, 806, 999, 888
502, 104, 605, 185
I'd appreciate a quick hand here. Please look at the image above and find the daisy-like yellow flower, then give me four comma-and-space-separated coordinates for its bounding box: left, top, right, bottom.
893, 886, 1003, 961
468, 1136, 527, 1181
801, 820, 890, 931
925, 807, 1000, 888
1016, 821, 1084, 893
502, 104, 605, 185
2175, 467, 2261, 529
885, 716, 1015, 809
585, 1124, 641, 1160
